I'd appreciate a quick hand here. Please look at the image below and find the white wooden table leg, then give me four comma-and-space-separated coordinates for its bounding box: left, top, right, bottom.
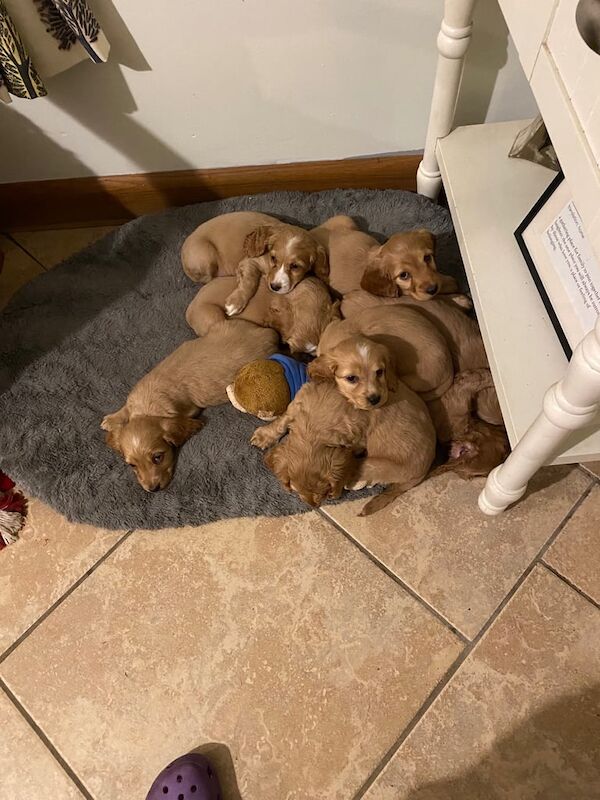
417, 0, 478, 199
479, 317, 600, 515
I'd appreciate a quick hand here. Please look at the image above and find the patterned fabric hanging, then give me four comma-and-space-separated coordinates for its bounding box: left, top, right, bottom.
0, 0, 109, 103
0, 1, 47, 100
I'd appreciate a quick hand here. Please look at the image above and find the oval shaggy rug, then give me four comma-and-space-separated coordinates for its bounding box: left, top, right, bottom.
0, 189, 465, 530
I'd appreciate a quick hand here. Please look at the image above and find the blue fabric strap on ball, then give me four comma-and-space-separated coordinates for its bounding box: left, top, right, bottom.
268, 354, 309, 400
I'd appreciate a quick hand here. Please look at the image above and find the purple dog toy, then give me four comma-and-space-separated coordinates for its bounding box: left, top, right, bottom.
146, 753, 221, 800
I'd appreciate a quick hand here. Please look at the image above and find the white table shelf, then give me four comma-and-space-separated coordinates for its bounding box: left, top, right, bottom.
437, 119, 600, 464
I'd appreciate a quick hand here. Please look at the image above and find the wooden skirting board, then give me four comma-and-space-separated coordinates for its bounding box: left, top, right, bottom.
0, 153, 421, 231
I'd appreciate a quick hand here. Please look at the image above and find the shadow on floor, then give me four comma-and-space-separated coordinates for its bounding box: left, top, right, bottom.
400, 685, 600, 800
193, 742, 243, 800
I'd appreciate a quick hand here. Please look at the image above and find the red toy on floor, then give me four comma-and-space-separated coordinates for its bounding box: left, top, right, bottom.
0, 471, 26, 548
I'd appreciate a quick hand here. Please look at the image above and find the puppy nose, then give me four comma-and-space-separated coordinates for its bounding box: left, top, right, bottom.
149, 484, 160, 492
425, 283, 438, 295
367, 394, 381, 406
270, 282, 282, 292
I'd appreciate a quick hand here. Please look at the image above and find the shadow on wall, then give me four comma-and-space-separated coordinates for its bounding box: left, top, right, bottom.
1, 0, 197, 213
396, 685, 600, 799
454, 0, 509, 127
0, 112, 131, 224
47, 0, 195, 186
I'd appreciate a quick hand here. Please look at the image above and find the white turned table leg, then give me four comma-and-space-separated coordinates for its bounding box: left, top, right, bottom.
417, 0, 478, 199
479, 317, 600, 515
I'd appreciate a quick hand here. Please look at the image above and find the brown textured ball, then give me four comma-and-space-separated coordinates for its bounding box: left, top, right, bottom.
228, 359, 291, 420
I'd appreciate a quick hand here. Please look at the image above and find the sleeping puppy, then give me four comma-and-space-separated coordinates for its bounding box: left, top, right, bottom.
341, 290, 503, 425
181, 211, 328, 316
315, 305, 454, 401
310, 217, 458, 299
428, 369, 509, 479
252, 380, 365, 508
252, 359, 436, 515
182, 211, 281, 283
101, 320, 278, 491
185, 275, 341, 354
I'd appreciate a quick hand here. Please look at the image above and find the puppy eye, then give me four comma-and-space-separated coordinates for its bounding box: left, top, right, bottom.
270, 253, 277, 264
424, 254, 432, 264
152, 452, 164, 465
345, 375, 358, 384
375, 368, 384, 377
289, 263, 300, 271
399, 271, 410, 280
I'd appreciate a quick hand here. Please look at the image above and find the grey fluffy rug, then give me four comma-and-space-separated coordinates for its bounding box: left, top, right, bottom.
0, 189, 465, 530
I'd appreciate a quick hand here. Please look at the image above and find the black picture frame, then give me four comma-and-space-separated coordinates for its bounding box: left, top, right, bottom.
514, 171, 572, 359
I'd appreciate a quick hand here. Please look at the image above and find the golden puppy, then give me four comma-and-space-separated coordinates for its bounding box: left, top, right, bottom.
428, 369, 509, 479
341, 291, 482, 369
181, 211, 328, 316
314, 306, 454, 401
182, 211, 278, 283
185, 275, 340, 354
264, 441, 359, 509
252, 377, 435, 515
311, 218, 458, 299
252, 380, 364, 507
341, 290, 503, 425
309, 335, 396, 410
102, 320, 278, 491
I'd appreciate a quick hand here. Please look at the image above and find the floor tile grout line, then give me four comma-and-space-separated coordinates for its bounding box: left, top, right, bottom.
317, 508, 470, 645
540, 561, 600, 611
0, 530, 134, 665
0, 677, 94, 800
352, 646, 469, 799
531, 482, 595, 565
352, 483, 594, 799
4, 232, 49, 271
578, 464, 600, 483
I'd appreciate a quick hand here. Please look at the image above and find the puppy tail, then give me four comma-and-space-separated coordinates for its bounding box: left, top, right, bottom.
359, 476, 422, 516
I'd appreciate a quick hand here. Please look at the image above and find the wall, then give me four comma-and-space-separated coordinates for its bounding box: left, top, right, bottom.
0, 0, 538, 184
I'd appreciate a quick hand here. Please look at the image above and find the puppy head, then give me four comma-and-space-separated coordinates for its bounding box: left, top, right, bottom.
101, 410, 203, 492
445, 421, 510, 478
361, 229, 440, 301
244, 224, 328, 294
308, 335, 396, 410
265, 439, 356, 508
267, 277, 341, 354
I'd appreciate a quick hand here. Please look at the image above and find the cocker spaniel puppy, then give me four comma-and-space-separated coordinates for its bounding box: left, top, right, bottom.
181, 211, 328, 316
102, 320, 278, 491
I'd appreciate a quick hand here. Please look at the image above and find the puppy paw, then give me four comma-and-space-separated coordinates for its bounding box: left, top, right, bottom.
224, 290, 249, 317
450, 293, 473, 310
251, 427, 274, 449
225, 301, 243, 317
345, 480, 368, 491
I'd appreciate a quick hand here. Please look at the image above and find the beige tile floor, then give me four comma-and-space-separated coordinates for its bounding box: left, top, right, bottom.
1, 228, 600, 800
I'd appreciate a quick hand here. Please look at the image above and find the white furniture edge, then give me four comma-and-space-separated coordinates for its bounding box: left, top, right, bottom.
417, 0, 477, 199
418, 0, 600, 514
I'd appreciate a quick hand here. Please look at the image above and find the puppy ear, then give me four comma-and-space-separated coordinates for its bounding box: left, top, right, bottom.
101, 407, 129, 453
360, 264, 399, 298
243, 225, 275, 257
264, 446, 290, 489
160, 416, 204, 447
424, 229, 437, 253
101, 406, 129, 431
311, 244, 329, 283
307, 354, 336, 382
384, 352, 399, 392
104, 429, 123, 453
